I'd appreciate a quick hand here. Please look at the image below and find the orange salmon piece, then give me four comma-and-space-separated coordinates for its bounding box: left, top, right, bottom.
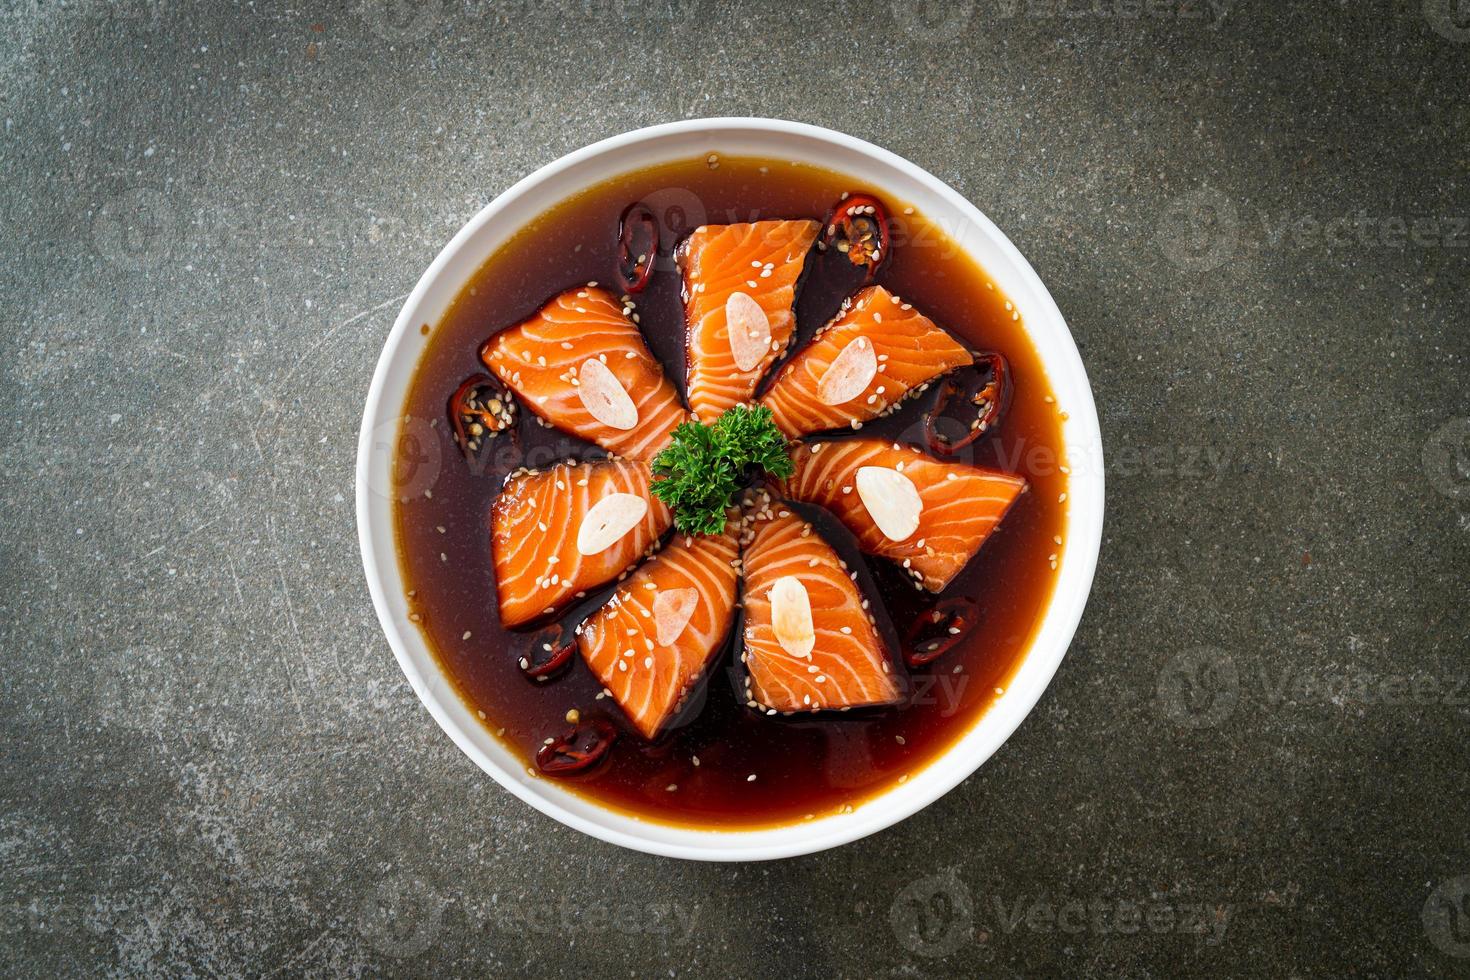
490, 459, 672, 627
761, 285, 972, 438
680, 220, 820, 421
576, 525, 741, 739
739, 507, 901, 714
779, 439, 1028, 592
482, 286, 687, 461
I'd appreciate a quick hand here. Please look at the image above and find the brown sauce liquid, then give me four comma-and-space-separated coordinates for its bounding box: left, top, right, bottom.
393, 156, 1068, 829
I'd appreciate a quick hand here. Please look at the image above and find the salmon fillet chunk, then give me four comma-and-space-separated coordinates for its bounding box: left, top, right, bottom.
680, 219, 820, 421
738, 503, 901, 714
576, 524, 741, 739
490, 458, 672, 627
761, 285, 972, 438
482, 286, 687, 461
778, 438, 1028, 592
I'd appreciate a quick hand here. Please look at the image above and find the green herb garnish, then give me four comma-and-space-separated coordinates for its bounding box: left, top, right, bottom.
651, 405, 795, 535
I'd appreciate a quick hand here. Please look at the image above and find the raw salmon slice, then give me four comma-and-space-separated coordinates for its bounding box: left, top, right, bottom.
680, 220, 820, 421
760, 285, 972, 438
575, 524, 741, 739
778, 438, 1028, 592
738, 500, 901, 714
490, 458, 672, 628
481, 286, 687, 461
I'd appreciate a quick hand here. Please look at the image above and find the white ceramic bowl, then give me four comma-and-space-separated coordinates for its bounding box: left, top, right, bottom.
356, 118, 1104, 861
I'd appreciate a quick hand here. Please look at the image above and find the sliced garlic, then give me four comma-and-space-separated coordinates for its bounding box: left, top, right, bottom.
577, 357, 638, 430
652, 587, 698, 646
576, 492, 648, 555
855, 466, 923, 541
817, 337, 878, 405
726, 291, 772, 372
769, 576, 815, 659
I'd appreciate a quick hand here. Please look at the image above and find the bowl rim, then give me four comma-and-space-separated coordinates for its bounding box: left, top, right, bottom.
356, 117, 1105, 861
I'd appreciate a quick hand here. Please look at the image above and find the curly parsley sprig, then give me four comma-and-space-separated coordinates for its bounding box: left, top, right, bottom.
650, 405, 795, 535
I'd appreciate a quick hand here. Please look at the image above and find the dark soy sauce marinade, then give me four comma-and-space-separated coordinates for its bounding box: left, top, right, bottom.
394, 156, 1068, 829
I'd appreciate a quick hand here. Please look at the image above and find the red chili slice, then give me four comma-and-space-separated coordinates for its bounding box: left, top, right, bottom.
520, 624, 575, 682
924, 353, 1010, 455
822, 193, 891, 282
449, 373, 516, 461
535, 718, 618, 776
615, 202, 659, 295
904, 597, 980, 668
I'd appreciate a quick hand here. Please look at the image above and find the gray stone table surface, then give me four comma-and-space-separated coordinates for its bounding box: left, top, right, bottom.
2, 0, 1467, 976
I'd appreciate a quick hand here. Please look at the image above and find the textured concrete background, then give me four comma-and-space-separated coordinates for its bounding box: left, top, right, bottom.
2, 0, 1468, 975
